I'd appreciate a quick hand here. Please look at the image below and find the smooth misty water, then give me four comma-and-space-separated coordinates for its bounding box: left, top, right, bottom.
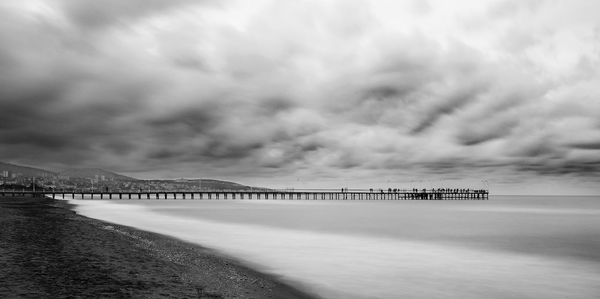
67, 196, 600, 298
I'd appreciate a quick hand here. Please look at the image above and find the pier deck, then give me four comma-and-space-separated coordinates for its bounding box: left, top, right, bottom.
0, 189, 489, 200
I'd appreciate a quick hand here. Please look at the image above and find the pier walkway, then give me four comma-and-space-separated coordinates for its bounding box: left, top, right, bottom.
1, 189, 488, 200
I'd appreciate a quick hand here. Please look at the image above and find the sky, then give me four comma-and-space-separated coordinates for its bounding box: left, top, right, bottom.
1, 0, 599, 194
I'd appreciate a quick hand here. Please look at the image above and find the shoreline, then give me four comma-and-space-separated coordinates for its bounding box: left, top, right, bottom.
0, 196, 318, 298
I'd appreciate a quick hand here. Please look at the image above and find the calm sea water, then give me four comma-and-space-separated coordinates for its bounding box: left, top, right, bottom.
66, 196, 600, 298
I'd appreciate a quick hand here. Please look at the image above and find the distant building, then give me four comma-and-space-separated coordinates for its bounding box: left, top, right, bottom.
1, 170, 8, 178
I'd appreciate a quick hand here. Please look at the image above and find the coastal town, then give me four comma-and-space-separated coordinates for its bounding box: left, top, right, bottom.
0, 162, 252, 192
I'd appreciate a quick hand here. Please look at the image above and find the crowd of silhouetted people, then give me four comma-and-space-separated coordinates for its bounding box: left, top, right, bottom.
349, 188, 489, 193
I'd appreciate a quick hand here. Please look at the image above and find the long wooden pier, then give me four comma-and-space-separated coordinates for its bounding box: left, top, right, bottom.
0, 189, 489, 200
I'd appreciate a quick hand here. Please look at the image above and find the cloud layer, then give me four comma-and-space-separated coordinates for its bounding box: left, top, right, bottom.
1, 0, 599, 193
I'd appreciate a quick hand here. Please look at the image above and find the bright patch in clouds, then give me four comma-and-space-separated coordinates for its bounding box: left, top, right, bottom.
0, 0, 599, 194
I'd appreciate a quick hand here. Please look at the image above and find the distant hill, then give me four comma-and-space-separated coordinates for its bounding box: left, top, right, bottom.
197, 179, 252, 190
1, 161, 259, 190
0, 162, 57, 178
58, 168, 138, 181
148, 178, 258, 191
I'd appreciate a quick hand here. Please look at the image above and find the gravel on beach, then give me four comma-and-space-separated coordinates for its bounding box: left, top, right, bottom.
0, 197, 317, 299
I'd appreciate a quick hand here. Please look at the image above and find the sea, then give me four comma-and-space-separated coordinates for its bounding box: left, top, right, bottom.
63, 195, 600, 299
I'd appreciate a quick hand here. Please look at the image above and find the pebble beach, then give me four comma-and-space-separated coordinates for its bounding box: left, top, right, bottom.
0, 197, 317, 299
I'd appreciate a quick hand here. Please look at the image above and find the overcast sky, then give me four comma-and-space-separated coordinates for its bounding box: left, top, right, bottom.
1, 0, 599, 194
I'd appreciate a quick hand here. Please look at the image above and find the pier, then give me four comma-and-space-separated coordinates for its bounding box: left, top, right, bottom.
0, 189, 489, 200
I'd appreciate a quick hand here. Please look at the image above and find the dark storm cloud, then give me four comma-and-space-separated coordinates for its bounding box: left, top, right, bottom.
456, 125, 514, 146
569, 142, 600, 150
147, 106, 219, 134
59, 0, 196, 30
0, 0, 599, 192
137, 96, 303, 165
515, 161, 600, 176
409, 84, 488, 135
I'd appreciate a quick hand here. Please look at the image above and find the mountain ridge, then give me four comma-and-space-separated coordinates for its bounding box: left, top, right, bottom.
0, 162, 57, 177
1, 161, 257, 190
58, 168, 138, 181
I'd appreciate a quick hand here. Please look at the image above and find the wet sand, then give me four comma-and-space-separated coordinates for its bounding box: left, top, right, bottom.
0, 197, 317, 298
